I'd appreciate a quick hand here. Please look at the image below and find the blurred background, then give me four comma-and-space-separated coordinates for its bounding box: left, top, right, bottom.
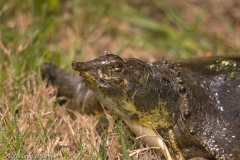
1, 0, 240, 70
1, 0, 240, 159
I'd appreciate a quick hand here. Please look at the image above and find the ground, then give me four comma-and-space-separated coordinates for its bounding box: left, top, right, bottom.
0, 0, 240, 159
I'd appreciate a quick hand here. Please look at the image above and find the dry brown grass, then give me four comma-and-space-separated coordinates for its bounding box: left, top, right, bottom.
0, 73, 161, 159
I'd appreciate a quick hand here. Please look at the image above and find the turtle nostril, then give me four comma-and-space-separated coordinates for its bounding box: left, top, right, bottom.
72, 61, 77, 71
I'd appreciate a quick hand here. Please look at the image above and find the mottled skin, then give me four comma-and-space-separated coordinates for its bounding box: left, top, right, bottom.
41, 54, 240, 159
167, 57, 240, 159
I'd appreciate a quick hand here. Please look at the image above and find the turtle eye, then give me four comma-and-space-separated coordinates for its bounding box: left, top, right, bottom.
107, 60, 124, 72
111, 65, 123, 72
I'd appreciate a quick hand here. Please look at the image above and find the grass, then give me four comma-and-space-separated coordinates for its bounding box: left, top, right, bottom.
1, 0, 240, 159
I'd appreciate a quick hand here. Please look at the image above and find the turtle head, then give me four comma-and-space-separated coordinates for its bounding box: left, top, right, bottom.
72, 54, 126, 97
72, 53, 179, 128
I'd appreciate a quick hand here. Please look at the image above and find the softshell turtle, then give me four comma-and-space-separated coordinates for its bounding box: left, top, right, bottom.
41, 52, 240, 159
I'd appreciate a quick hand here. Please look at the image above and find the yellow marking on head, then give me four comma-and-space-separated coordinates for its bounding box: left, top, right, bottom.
83, 72, 100, 89
121, 100, 173, 129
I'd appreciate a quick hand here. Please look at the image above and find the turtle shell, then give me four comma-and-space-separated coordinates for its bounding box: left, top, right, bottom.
159, 57, 240, 159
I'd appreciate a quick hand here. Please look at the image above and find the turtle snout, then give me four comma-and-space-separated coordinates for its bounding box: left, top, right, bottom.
72, 61, 89, 72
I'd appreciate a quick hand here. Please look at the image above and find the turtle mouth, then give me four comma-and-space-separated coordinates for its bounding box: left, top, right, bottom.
80, 72, 99, 88
72, 61, 103, 89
